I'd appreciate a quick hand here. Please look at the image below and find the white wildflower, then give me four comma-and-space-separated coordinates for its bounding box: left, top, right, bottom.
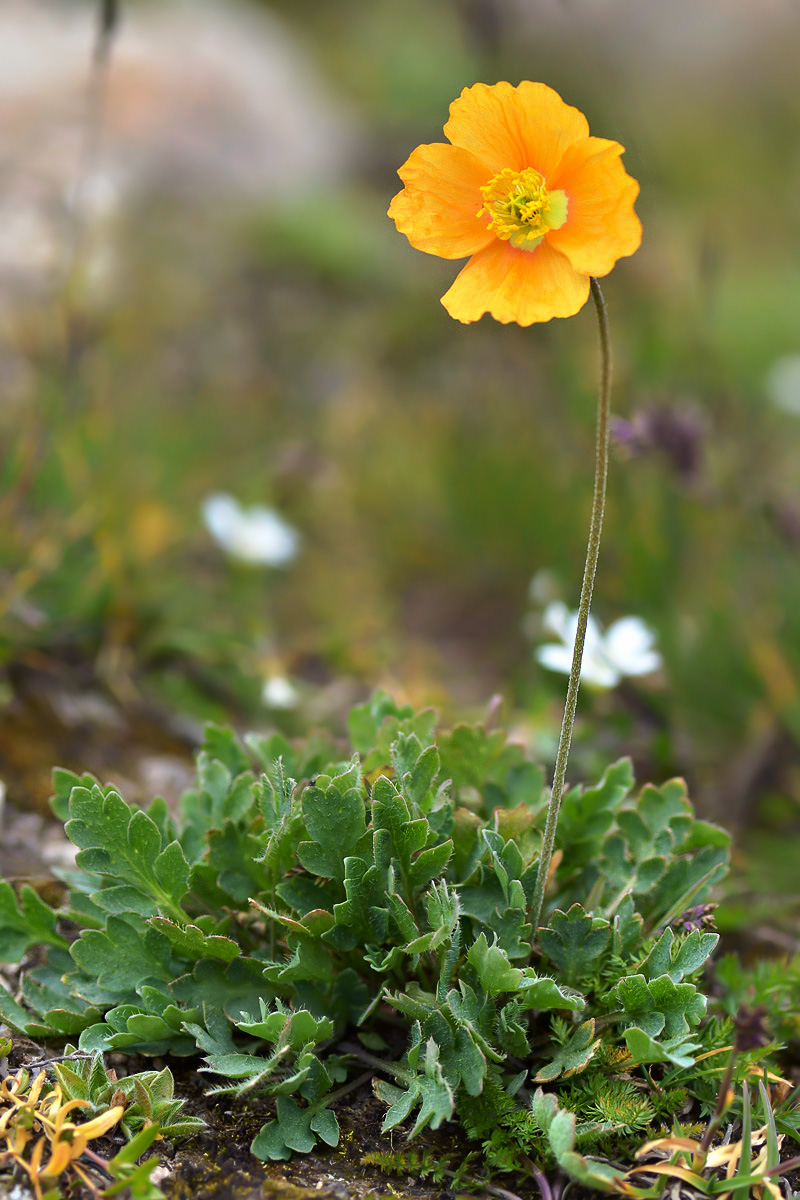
765, 354, 800, 416
202, 493, 299, 566
535, 601, 662, 689
261, 675, 298, 709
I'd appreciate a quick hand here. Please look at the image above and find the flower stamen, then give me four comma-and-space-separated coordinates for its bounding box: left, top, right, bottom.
478, 166, 568, 251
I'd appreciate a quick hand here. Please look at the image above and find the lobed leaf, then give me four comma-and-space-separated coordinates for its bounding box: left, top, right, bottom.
297, 783, 367, 880
149, 917, 241, 963
623, 1026, 702, 1068
614, 972, 707, 1039
0, 880, 68, 962
534, 1018, 601, 1082
538, 904, 611, 987
66, 785, 190, 919
640, 927, 718, 984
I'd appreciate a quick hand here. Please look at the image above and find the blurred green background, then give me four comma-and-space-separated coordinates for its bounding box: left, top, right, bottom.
2, 0, 800, 908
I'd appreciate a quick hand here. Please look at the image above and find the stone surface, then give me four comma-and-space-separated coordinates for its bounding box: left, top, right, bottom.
0, 0, 360, 296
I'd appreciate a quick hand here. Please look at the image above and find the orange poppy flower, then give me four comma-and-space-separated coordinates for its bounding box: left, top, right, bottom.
388, 81, 641, 325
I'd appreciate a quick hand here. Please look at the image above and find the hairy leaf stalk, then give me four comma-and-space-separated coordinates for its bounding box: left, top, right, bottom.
531, 277, 612, 937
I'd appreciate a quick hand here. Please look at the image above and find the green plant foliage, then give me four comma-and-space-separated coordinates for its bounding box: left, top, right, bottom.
52, 1052, 206, 1142
0, 880, 69, 962
101, 1125, 166, 1200
533, 1017, 601, 1082
714, 953, 800, 1050
0, 1040, 197, 1200
0, 692, 738, 1187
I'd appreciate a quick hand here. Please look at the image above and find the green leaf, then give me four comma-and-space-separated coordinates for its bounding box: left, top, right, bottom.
405, 744, 441, 807
531, 1088, 626, 1192
645, 848, 729, 930
91, 886, 159, 917
256, 761, 304, 884
406, 881, 460, 955
261, 914, 335, 986
347, 691, 410, 756
310, 1106, 340, 1147
327, 857, 387, 951
614, 972, 707, 1038
517, 974, 585, 1013
556, 759, 634, 867
408, 840, 453, 891
623, 1026, 701, 1068
253, 1097, 317, 1157
79, 1005, 196, 1056
534, 1019, 601, 1082
206, 821, 269, 903
19, 962, 102, 1035
441, 984, 501, 1090
0, 980, 38, 1032
66, 785, 189, 918
681, 818, 731, 852
371, 775, 429, 881
0, 881, 68, 961
436, 722, 522, 794
201, 724, 252, 777
313, 755, 363, 797
70, 916, 173, 991
495, 1000, 531, 1057
538, 904, 611, 987
391, 731, 425, 779
612, 895, 644, 958
297, 784, 367, 880
107, 1120, 161, 1165
51, 767, 101, 822
153, 840, 193, 905
379, 1035, 455, 1136
641, 928, 718, 984
235, 999, 333, 1050
148, 918, 241, 963
198, 758, 234, 820
258, 758, 296, 829
466, 933, 522, 994
171, 957, 272, 1020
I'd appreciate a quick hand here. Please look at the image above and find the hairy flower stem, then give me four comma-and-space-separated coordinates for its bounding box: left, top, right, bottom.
530, 277, 611, 939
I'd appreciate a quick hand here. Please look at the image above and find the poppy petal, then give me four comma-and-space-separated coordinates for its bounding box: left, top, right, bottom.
388, 142, 494, 259
548, 138, 642, 277
441, 238, 590, 325
444, 81, 590, 180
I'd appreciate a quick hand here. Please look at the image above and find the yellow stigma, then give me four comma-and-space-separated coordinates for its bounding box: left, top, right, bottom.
478, 166, 568, 251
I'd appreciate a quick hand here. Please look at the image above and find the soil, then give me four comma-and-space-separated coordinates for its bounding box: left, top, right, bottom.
0, 657, 198, 823
2, 1035, 499, 1200
162, 1071, 478, 1200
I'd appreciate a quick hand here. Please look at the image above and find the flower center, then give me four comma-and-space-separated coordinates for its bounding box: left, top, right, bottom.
478, 166, 568, 251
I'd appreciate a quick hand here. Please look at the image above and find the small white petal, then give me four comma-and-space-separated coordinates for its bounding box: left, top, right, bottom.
577, 653, 622, 689
535, 644, 575, 676
581, 616, 606, 660
541, 601, 573, 641
202, 492, 241, 544
261, 676, 298, 708
604, 617, 662, 676
202, 493, 299, 566
231, 507, 299, 566
765, 354, 800, 416
536, 641, 620, 688
536, 604, 658, 690
537, 606, 614, 684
